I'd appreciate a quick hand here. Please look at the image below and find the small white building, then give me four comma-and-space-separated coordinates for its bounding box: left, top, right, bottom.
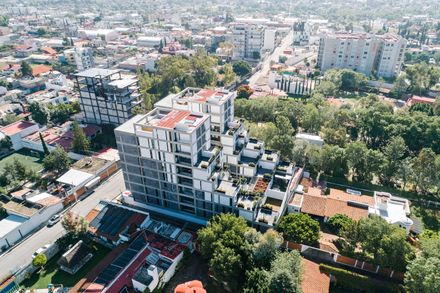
0, 121, 39, 150
136, 36, 163, 48
370, 191, 413, 234
263, 29, 276, 51
78, 29, 118, 42
295, 133, 324, 146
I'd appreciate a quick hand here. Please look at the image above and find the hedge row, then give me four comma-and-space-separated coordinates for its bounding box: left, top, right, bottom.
319, 264, 402, 293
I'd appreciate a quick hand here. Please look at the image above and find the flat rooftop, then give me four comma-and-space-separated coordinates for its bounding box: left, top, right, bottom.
0, 120, 37, 136
108, 77, 137, 89
75, 68, 120, 78
155, 88, 233, 109
141, 109, 208, 131
0, 214, 27, 238
72, 156, 109, 174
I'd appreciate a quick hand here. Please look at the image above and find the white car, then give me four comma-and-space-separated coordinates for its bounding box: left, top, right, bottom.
32, 244, 51, 259
47, 214, 61, 227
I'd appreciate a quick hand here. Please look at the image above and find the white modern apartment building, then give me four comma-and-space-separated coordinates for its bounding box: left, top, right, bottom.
64, 47, 95, 71
154, 88, 235, 145
74, 68, 142, 125
116, 87, 303, 228
230, 23, 265, 60
317, 32, 406, 78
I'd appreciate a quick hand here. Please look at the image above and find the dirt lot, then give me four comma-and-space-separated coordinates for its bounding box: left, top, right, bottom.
164, 252, 225, 293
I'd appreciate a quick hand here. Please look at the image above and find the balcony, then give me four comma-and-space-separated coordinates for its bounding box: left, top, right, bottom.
256, 198, 283, 226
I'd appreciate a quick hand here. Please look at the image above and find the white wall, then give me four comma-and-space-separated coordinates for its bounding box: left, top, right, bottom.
0, 202, 63, 249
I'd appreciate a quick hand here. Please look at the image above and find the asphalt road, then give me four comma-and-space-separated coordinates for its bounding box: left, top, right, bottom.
248, 30, 294, 87
0, 171, 125, 280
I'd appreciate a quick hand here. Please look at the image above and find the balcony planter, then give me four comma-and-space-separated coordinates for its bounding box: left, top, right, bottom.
237, 202, 244, 208
258, 217, 268, 224
201, 162, 209, 169
262, 204, 273, 210
248, 162, 256, 167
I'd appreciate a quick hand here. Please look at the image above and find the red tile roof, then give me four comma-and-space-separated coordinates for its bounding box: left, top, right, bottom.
31, 64, 52, 76
194, 89, 216, 102
301, 192, 370, 221
41, 46, 57, 55
156, 110, 191, 129
408, 95, 436, 105
0, 120, 37, 136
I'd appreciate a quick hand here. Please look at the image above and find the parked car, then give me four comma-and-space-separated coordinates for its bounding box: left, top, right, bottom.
47, 214, 61, 227
32, 244, 51, 259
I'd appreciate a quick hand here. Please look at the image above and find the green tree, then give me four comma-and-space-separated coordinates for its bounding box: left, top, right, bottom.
391, 75, 409, 99
237, 85, 254, 99
20, 61, 33, 77
0, 16, 9, 27
198, 214, 253, 290
0, 114, 20, 126
277, 213, 320, 246
36, 28, 48, 36
301, 104, 322, 133
39, 132, 50, 155
209, 244, 244, 290
29, 102, 49, 125
381, 136, 407, 185
43, 145, 70, 174
405, 256, 440, 293
243, 268, 269, 293
72, 122, 90, 153
327, 214, 354, 235
222, 63, 236, 86
412, 148, 438, 194
49, 103, 71, 124
341, 216, 415, 271
61, 211, 88, 236
270, 116, 295, 160
233, 60, 252, 76
434, 98, 440, 116
267, 251, 303, 293
32, 253, 47, 269
314, 80, 338, 97
253, 229, 283, 269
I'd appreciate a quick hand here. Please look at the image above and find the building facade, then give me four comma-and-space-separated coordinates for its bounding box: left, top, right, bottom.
230, 23, 264, 60
116, 88, 303, 227
74, 68, 142, 125
317, 32, 406, 78
293, 21, 310, 46
64, 47, 95, 71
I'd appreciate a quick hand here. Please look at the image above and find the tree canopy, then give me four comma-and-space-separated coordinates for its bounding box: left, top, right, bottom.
277, 213, 320, 246
72, 122, 90, 153
43, 145, 71, 174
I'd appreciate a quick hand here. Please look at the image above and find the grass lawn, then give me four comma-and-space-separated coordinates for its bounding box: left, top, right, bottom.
0, 149, 44, 172
22, 242, 111, 289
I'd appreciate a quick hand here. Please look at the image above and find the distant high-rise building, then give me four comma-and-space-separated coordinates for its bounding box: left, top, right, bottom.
74, 68, 142, 125
64, 47, 94, 71
230, 23, 264, 60
293, 21, 310, 46
317, 32, 406, 78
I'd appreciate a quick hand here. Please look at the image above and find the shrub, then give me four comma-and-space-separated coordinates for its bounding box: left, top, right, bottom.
319, 264, 401, 293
